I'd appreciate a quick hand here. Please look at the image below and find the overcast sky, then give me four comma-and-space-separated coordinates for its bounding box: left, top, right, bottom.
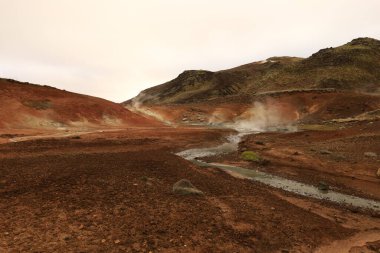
0, 0, 379, 102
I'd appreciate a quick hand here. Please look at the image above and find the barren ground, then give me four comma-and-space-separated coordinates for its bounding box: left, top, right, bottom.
0, 126, 379, 252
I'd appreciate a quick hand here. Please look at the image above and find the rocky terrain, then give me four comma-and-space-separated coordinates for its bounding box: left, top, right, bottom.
0, 128, 379, 252
0, 37, 379, 252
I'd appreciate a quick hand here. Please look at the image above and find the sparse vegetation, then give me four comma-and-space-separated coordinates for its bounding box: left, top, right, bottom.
241, 151, 261, 162
299, 124, 341, 131
22, 99, 52, 110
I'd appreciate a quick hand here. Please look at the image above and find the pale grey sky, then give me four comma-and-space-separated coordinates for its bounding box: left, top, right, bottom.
0, 0, 379, 102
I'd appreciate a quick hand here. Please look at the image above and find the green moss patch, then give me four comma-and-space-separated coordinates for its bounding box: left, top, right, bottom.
241, 151, 261, 162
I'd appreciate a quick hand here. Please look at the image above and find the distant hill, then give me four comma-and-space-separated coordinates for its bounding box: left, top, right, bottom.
0, 78, 159, 129
127, 37, 380, 105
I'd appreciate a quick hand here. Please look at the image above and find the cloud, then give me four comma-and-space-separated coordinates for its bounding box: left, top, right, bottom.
0, 0, 379, 102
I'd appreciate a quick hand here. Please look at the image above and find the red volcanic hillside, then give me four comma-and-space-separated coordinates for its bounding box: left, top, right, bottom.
0, 78, 159, 129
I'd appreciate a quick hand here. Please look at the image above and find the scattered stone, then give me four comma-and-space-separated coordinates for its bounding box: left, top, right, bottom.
114, 239, 121, 244
258, 159, 271, 166
101, 239, 106, 243
132, 243, 141, 251
293, 151, 300, 156
59, 233, 71, 241
172, 179, 203, 195
333, 154, 345, 160
377, 168, 380, 178
318, 181, 329, 192
319, 150, 332, 155
364, 152, 377, 158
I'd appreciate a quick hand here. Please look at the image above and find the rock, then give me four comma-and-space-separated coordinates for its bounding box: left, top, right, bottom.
320, 150, 332, 155
172, 179, 203, 195
59, 233, 71, 241
132, 242, 141, 251
318, 181, 329, 192
333, 154, 345, 160
377, 168, 380, 178
255, 141, 265, 145
258, 159, 270, 166
364, 152, 377, 158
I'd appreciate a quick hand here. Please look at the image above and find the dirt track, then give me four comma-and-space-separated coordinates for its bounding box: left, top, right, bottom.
0, 127, 379, 252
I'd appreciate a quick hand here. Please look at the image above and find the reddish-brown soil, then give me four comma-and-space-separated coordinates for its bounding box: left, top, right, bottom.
132, 91, 380, 125
202, 120, 380, 203
0, 127, 379, 252
0, 78, 160, 129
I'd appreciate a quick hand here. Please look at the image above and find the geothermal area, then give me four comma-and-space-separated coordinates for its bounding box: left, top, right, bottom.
1, 38, 380, 252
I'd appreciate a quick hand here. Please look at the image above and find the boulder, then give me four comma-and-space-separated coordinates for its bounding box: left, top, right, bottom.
172, 179, 203, 196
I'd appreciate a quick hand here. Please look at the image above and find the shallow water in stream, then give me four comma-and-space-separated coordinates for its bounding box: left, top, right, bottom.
176, 133, 380, 212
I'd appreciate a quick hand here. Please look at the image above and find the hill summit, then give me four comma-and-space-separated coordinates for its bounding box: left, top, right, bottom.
128, 37, 380, 105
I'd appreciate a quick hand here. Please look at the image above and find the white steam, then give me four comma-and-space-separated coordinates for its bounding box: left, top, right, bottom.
127, 92, 173, 125
224, 102, 297, 132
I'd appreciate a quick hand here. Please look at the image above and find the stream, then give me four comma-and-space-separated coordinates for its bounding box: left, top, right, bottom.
177, 132, 380, 212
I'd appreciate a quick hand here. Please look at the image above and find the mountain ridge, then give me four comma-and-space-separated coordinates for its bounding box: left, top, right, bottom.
127, 37, 380, 105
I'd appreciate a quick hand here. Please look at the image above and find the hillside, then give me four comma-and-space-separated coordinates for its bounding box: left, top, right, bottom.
0, 78, 159, 129
128, 37, 380, 105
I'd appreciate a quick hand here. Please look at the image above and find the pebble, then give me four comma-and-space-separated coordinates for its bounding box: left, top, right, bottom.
364, 152, 377, 158
318, 181, 329, 191
320, 150, 332, 155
